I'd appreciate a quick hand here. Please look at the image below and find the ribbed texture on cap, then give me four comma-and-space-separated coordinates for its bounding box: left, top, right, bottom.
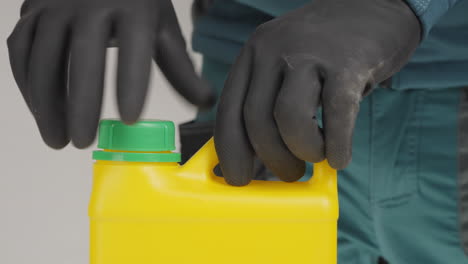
97, 120, 176, 152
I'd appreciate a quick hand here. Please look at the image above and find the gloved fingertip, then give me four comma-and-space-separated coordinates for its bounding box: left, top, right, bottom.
118, 104, 143, 126
72, 142, 92, 150
186, 80, 217, 110
224, 176, 252, 187
328, 156, 351, 171
43, 136, 70, 150
218, 155, 254, 186
276, 162, 306, 183
121, 117, 139, 126
71, 135, 96, 150
196, 91, 217, 110
36, 122, 70, 150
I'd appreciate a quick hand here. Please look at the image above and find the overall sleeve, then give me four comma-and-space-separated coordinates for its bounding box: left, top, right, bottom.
388, 0, 468, 90
405, 0, 461, 37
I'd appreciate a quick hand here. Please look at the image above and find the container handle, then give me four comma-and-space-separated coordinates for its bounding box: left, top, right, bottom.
182, 138, 336, 188
181, 138, 219, 177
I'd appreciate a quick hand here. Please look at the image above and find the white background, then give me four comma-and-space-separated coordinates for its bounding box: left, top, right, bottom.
0, 1, 199, 263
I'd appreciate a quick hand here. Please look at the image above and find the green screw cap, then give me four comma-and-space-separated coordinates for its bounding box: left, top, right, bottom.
93, 119, 181, 162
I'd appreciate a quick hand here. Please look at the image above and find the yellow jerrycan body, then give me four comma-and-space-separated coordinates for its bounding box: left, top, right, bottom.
89, 120, 338, 264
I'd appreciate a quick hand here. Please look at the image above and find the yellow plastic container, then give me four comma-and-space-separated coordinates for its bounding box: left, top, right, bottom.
89, 120, 338, 264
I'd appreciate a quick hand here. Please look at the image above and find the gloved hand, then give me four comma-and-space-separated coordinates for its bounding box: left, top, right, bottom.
7, 0, 215, 149
215, 0, 421, 186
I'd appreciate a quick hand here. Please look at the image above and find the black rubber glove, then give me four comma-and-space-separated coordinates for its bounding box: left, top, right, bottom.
215, 0, 421, 186
7, 0, 215, 149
